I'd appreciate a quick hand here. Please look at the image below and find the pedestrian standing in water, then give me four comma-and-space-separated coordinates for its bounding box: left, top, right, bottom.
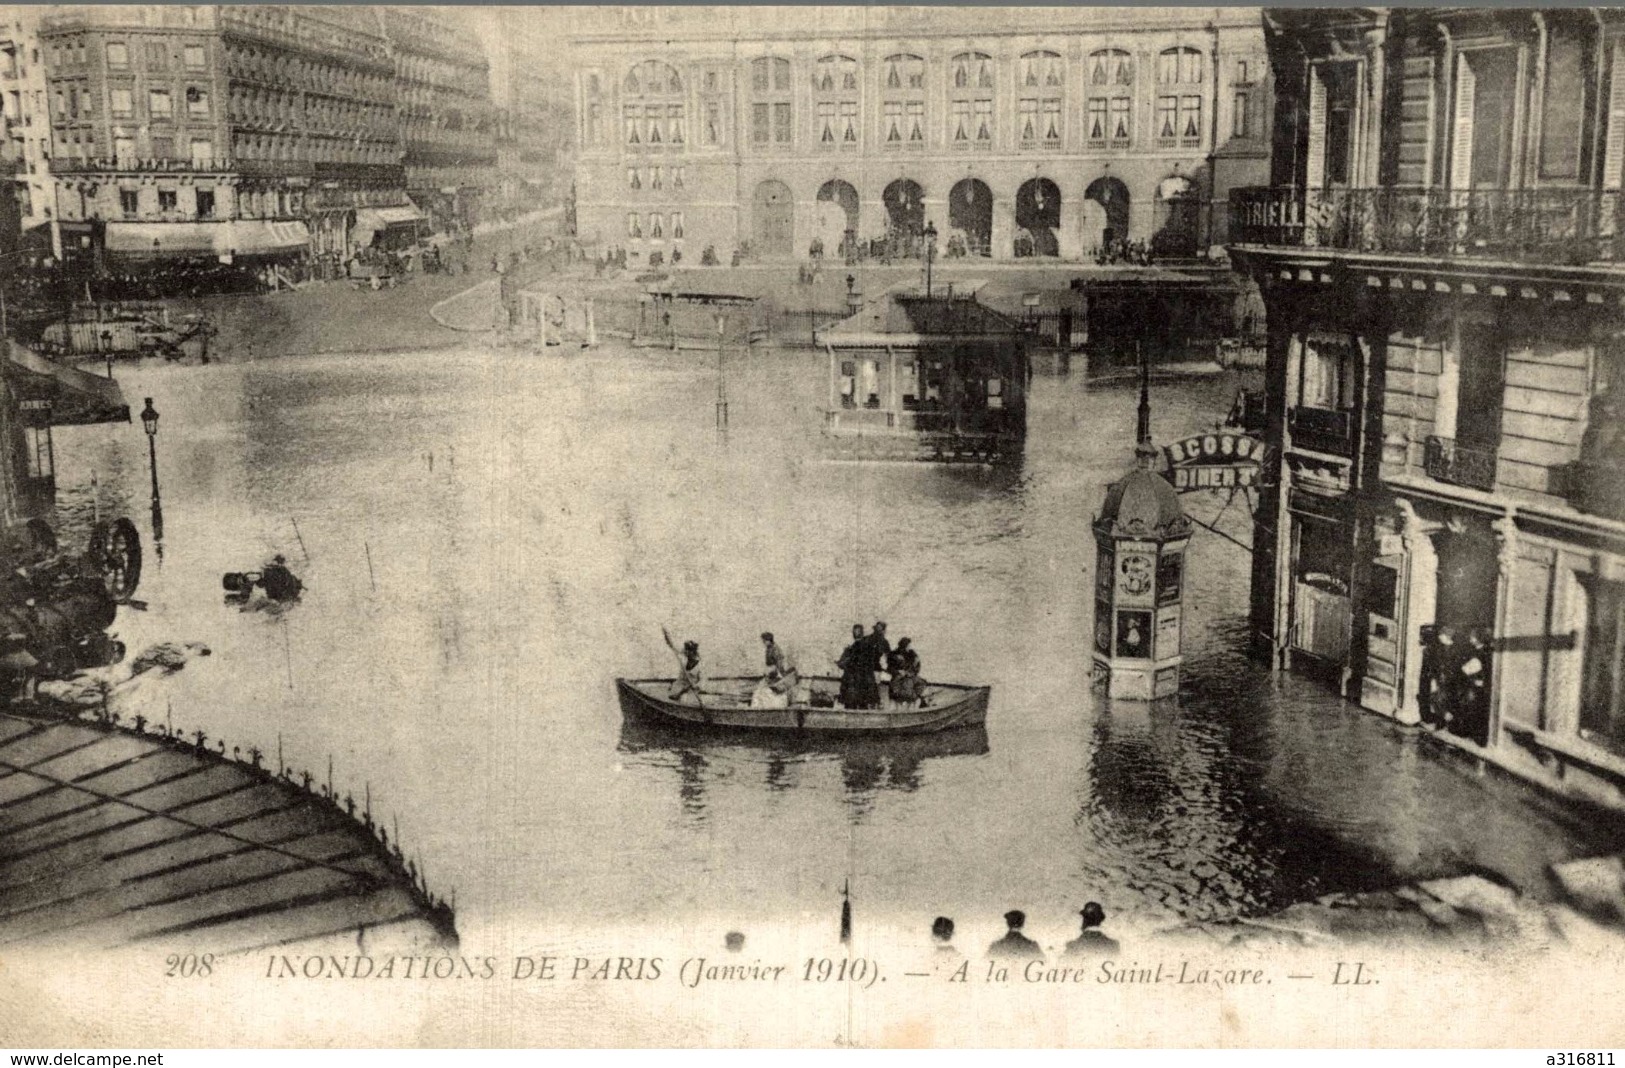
1063, 903, 1120, 959
987, 910, 1043, 960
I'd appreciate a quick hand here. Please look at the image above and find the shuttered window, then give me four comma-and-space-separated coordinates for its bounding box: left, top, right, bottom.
1605, 40, 1625, 190
1450, 54, 1476, 190
1539, 24, 1585, 180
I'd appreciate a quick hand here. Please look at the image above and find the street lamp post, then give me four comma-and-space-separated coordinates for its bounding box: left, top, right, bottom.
923, 221, 938, 299
141, 398, 163, 556
715, 313, 728, 436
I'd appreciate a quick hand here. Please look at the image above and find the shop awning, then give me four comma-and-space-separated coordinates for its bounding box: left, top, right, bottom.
105, 221, 225, 258
3, 342, 131, 428
220, 220, 310, 258
353, 206, 427, 248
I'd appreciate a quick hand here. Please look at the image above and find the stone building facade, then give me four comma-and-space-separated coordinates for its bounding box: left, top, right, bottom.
383, 5, 496, 232
1231, 8, 1625, 809
39, 4, 407, 273
569, 6, 1272, 265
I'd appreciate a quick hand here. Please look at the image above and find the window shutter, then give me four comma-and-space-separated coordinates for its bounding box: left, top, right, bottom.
1306, 65, 1327, 190
1450, 54, 1476, 191
1605, 40, 1625, 190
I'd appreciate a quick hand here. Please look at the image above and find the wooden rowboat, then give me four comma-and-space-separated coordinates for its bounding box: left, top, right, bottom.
616, 674, 990, 735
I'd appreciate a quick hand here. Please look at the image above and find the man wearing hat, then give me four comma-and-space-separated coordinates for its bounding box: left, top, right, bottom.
987, 909, 1043, 960
1063, 902, 1119, 958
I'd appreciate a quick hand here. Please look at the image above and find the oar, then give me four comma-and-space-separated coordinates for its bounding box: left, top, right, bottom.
662, 626, 709, 719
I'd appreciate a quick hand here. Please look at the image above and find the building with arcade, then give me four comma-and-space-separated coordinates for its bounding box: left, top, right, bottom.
567, 6, 1272, 265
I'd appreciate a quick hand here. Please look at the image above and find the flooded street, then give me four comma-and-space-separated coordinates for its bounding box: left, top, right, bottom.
50, 342, 1625, 949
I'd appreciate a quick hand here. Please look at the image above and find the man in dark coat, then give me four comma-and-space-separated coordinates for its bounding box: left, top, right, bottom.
987, 910, 1043, 960
837, 624, 875, 709
1063, 903, 1119, 959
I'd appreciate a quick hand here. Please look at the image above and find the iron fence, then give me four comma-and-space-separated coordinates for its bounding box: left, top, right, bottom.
1230, 186, 1625, 266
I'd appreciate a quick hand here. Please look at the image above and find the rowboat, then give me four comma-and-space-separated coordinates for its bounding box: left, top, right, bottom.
615, 674, 990, 735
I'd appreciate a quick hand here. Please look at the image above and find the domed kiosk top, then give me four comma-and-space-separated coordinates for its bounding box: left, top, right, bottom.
1097, 444, 1190, 540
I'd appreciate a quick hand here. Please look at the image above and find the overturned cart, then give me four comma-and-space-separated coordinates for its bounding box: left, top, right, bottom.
0, 517, 143, 694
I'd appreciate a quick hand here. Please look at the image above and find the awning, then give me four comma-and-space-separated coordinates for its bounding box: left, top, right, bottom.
353, 206, 427, 248
105, 221, 226, 258
3, 342, 131, 428
219, 220, 310, 258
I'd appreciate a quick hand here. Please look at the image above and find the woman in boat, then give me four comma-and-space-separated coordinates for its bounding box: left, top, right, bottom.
663, 628, 706, 705
886, 638, 921, 707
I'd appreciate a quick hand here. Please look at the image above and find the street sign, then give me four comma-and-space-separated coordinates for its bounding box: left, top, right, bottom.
1161, 430, 1264, 493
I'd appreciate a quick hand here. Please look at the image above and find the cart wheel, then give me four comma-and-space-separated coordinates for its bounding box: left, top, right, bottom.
89, 518, 142, 600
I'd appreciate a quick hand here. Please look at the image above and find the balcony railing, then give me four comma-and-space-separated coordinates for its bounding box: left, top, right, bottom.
1288, 405, 1354, 457
1230, 186, 1625, 266
1424, 435, 1497, 492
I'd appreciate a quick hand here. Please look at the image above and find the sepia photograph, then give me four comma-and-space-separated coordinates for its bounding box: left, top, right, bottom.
1, 1, 1624, 1049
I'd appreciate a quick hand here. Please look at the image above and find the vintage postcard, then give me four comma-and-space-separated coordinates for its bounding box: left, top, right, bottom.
1, 1, 1624, 1048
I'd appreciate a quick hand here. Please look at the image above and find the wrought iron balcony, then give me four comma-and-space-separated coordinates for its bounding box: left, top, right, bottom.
1424, 435, 1497, 492
1230, 186, 1625, 266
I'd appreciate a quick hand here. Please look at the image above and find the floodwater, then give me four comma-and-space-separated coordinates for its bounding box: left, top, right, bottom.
52, 341, 1625, 949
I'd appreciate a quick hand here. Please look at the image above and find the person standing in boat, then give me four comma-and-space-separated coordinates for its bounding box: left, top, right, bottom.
886, 638, 921, 707
837, 624, 877, 709
865, 621, 893, 707
663, 628, 706, 705
752, 632, 799, 709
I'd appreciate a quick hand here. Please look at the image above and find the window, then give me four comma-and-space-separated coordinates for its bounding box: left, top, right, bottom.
814, 54, 859, 148
1236, 60, 1252, 85
189, 136, 211, 166
1091, 48, 1134, 86
1158, 46, 1203, 86
627, 212, 641, 238
1581, 577, 1625, 757
951, 52, 994, 147
1540, 25, 1586, 179
146, 41, 166, 70
623, 60, 684, 149
586, 102, 602, 144
628, 167, 640, 189
703, 101, 721, 145
196, 187, 214, 217
1307, 62, 1358, 188
158, 188, 177, 212
671, 212, 684, 239
814, 54, 858, 92
1088, 50, 1134, 147
185, 44, 205, 70
110, 88, 133, 118
750, 57, 792, 144
152, 136, 173, 159
1157, 93, 1202, 147
186, 87, 208, 118
651, 166, 662, 190
52, 89, 63, 119
106, 42, 128, 69
1233, 91, 1250, 138
119, 188, 138, 216
1451, 47, 1519, 190
649, 212, 662, 239
673, 166, 684, 189
148, 89, 171, 119
1296, 333, 1354, 411
1019, 50, 1063, 148
881, 54, 926, 147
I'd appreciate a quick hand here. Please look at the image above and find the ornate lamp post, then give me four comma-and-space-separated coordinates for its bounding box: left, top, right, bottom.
845, 272, 862, 314
140, 398, 163, 554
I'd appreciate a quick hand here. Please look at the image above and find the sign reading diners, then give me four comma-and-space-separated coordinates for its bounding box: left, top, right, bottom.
1162, 431, 1264, 493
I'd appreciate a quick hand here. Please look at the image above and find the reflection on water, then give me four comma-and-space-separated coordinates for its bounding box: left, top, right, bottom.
44, 344, 1625, 943
618, 720, 990, 821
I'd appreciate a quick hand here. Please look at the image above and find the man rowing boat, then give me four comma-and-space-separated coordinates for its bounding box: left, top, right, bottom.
663, 627, 706, 705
